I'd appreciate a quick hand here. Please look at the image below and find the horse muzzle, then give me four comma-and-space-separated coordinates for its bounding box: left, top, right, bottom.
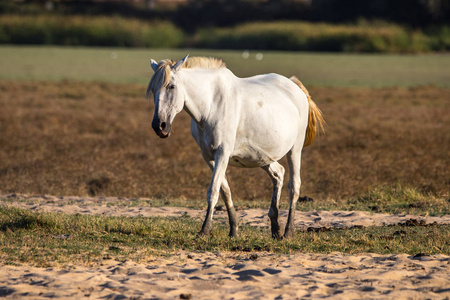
152, 119, 171, 139
156, 130, 170, 139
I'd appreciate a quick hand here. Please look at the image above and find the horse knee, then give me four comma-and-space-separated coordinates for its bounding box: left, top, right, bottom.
265, 163, 284, 185
274, 166, 285, 184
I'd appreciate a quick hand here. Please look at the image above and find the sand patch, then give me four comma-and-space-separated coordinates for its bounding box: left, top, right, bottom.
1, 194, 449, 299
1, 251, 449, 299
2, 194, 450, 231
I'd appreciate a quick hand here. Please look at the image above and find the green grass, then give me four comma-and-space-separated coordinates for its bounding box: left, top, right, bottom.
1, 206, 449, 267
0, 46, 449, 87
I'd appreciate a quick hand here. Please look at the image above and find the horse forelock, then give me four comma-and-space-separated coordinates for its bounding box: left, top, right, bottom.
147, 59, 174, 98
147, 57, 226, 98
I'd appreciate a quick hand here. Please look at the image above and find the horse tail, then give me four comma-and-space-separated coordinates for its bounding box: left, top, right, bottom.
290, 76, 325, 147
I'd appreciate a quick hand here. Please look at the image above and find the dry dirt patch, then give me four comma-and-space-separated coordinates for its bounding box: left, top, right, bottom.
2, 194, 450, 230
1, 82, 448, 201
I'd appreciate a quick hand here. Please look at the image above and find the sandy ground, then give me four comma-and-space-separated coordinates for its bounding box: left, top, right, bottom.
1, 194, 450, 299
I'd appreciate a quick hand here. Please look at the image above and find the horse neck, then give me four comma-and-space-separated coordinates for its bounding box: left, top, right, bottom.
180, 68, 234, 124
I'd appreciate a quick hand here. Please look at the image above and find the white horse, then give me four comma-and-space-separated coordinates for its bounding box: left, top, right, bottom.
147, 55, 324, 239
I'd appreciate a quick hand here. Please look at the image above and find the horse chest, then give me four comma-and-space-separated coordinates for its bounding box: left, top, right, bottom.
191, 120, 235, 159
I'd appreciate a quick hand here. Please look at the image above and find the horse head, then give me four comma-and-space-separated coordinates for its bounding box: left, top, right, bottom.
147, 55, 189, 138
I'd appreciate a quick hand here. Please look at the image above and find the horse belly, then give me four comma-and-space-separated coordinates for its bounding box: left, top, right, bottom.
229, 133, 294, 167
230, 107, 301, 168
228, 150, 274, 168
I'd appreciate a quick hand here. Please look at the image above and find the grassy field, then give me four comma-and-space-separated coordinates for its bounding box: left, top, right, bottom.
0, 46, 449, 264
1, 46, 449, 87
1, 46, 449, 200
1, 46, 448, 204
1, 206, 448, 267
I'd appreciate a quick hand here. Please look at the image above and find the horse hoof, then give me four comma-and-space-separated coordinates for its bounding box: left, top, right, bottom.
228, 231, 238, 238
283, 230, 295, 238
197, 230, 211, 237
271, 232, 283, 240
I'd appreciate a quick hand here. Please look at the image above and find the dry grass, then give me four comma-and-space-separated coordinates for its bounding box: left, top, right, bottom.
0, 81, 448, 206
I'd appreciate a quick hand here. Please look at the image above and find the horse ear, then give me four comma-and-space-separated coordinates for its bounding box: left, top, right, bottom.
150, 59, 158, 72
173, 54, 189, 72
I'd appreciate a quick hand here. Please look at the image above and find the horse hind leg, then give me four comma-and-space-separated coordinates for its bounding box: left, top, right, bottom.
284, 147, 302, 238
262, 162, 285, 239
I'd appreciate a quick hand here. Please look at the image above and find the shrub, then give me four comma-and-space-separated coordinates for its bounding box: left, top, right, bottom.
1, 16, 448, 53
195, 21, 433, 53
427, 26, 450, 51
0, 15, 185, 48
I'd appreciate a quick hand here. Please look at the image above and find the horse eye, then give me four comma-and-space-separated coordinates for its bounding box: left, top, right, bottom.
167, 84, 175, 90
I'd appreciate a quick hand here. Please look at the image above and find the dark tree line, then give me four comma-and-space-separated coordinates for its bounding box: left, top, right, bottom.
175, 0, 450, 30
2, 0, 449, 30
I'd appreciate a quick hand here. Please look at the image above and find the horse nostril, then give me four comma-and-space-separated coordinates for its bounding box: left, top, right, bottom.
161, 122, 166, 130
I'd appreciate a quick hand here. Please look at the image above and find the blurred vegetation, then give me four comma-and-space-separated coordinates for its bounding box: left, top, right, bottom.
195, 21, 439, 53
0, 15, 184, 48
0, 16, 448, 52
174, 0, 450, 31
0, 0, 449, 52
2, 0, 449, 28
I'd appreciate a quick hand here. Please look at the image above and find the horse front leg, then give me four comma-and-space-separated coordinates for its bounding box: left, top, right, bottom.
198, 150, 230, 237
262, 162, 285, 239
205, 161, 238, 237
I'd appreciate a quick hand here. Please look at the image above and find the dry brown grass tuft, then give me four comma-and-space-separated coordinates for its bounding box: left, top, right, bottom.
0, 81, 448, 203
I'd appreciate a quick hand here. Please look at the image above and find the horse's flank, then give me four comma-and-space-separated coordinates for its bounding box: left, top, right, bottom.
290, 76, 325, 147
147, 57, 226, 98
